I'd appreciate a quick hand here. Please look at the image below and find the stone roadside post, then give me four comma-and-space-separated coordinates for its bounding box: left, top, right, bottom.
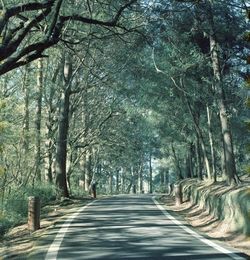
28, 196, 40, 231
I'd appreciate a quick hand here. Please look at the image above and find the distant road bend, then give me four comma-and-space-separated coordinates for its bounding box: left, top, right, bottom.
43, 195, 247, 260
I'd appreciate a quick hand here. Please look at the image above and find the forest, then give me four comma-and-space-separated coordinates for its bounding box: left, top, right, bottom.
0, 0, 249, 237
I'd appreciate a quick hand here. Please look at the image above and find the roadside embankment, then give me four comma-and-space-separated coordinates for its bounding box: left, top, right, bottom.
158, 175, 250, 256
181, 177, 250, 236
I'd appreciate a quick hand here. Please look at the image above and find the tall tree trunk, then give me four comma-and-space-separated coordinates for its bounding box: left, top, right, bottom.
206, 105, 216, 182
44, 65, 58, 183
160, 169, 164, 185
149, 153, 153, 193
44, 137, 53, 183
109, 173, 113, 194
186, 143, 194, 178
35, 58, 43, 181
189, 143, 194, 178
138, 163, 143, 193
130, 166, 137, 194
163, 170, 167, 193
221, 142, 227, 178
207, 1, 239, 185
116, 169, 119, 193
121, 167, 125, 194
55, 55, 72, 198
22, 64, 30, 154
84, 149, 92, 192
79, 157, 86, 189
171, 143, 183, 180
185, 98, 212, 180
196, 134, 203, 180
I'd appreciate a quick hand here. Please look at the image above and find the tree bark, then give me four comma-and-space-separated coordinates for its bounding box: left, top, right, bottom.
35, 58, 43, 181
185, 98, 212, 180
138, 163, 143, 193
55, 55, 72, 198
149, 153, 153, 193
84, 149, 92, 192
22, 64, 30, 154
207, 1, 238, 184
196, 135, 203, 180
116, 169, 119, 193
44, 64, 58, 183
171, 143, 183, 180
121, 167, 125, 194
206, 105, 216, 182
109, 173, 113, 194
44, 98, 55, 183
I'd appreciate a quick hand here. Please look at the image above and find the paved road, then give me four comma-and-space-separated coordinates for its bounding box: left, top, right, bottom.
34, 195, 247, 260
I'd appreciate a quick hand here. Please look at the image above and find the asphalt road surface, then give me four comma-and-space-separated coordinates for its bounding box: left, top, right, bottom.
34, 195, 248, 260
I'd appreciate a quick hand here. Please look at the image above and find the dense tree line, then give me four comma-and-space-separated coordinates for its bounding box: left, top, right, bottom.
0, 0, 249, 234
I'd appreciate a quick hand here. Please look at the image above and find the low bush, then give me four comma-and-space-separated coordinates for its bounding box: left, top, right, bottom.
0, 183, 57, 238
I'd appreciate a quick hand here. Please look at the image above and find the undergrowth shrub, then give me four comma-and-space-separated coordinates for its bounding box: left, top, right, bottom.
0, 183, 56, 238
0, 213, 12, 237
24, 183, 57, 206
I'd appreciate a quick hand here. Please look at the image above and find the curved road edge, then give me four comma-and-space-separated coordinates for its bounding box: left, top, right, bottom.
152, 197, 246, 260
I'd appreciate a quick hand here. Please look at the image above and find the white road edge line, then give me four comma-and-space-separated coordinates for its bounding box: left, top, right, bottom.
152, 197, 245, 260
45, 200, 97, 260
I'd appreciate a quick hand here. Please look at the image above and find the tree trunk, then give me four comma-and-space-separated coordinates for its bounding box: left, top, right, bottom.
171, 143, 183, 180
196, 136, 203, 180
189, 143, 194, 178
138, 164, 143, 193
22, 64, 30, 154
55, 55, 72, 198
207, 1, 239, 185
44, 138, 53, 183
116, 169, 119, 193
35, 58, 43, 182
186, 98, 212, 180
149, 153, 153, 193
163, 170, 167, 187
109, 173, 113, 194
130, 167, 136, 194
221, 143, 227, 178
186, 143, 194, 178
206, 105, 216, 182
84, 149, 92, 192
44, 65, 58, 183
121, 167, 125, 194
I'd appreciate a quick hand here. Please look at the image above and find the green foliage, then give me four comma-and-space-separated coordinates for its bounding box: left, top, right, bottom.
242, 165, 250, 175
0, 213, 12, 237
246, 97, 250, 108
67, 183, 88, 198
245, 120, 250, 131
0, 193, 28, 237
246, 143, 250, 153
243, 31, 250, 42
24, 184, 57, 206
0, 0, 248, 230
0, 183, 57, 237
244, 77, 250, 89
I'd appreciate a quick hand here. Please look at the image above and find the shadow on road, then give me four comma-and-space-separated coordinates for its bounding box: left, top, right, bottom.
31, 195, 248, 260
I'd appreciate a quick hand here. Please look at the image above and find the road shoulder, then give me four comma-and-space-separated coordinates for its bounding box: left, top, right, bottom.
155, 195, 250, 258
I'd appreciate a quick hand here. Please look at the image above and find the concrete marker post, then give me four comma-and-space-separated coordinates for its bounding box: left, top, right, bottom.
28, 196, 40, 231
174, 183, 183, 206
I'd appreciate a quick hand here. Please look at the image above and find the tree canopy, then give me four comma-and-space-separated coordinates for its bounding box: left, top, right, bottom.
0, 0, 249, 233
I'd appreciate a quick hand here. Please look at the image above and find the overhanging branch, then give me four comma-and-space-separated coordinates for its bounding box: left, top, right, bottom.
0, 0, 137, 76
